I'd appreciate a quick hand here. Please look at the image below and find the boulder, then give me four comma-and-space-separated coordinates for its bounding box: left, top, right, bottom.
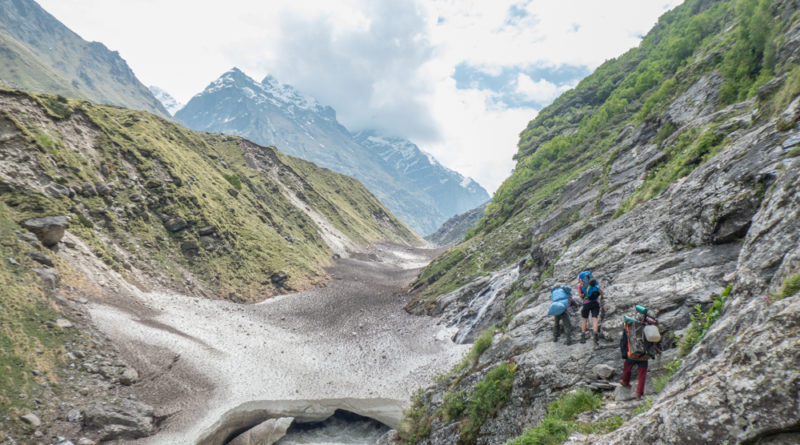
45, 182, 73, 197
80, 182, 97, 197
33, 268, 59, 290
66, 409, 82, 422
228, 188, 239, 198
20, 413, 41, 428
593, 364, 615, 380
227, 417, 294, 445
21, 215, 69, 246
119, 367, 139, 386
164, 217, 187, 232
20, 232, 40, 246
270, 272, 288, 287
95, 183, 111, 196
28, 251, 54, 267
56, 319, 74, 329
181, 241, 200, 257
82, 398, 155, 441
197, 225, 217, 236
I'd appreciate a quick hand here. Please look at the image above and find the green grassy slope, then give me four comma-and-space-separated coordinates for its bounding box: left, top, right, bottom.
0, 89, 418, 300
413, 0, 800, 299
0, 31, 83, 99
0, 203, 75, 420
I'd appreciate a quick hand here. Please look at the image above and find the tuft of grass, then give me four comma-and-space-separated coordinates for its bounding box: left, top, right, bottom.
574, 415, 625, 435
454, 327, 495, 374
631, 396, 653, 416
505, 389, 602, 445
771, 271, 800, 301
222, 173, 242, 191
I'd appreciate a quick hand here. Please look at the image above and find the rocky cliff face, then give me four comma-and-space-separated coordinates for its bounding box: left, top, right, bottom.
401, 1, 800, 444
0, 0, 170, 118
425, 202, 488, 247
175, 69, 489, 235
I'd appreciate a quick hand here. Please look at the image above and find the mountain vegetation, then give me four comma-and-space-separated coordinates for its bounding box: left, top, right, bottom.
404, 0, 800, 443
0, 0, 169, 118
413, 0, 800, 301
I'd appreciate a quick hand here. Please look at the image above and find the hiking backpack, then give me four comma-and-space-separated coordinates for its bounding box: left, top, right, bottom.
578, 270, 594, 288
548, 286, 571, 316
624, 313, 659, 360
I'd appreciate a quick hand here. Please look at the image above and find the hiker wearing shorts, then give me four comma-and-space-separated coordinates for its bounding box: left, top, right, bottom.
579, 275, 603, 344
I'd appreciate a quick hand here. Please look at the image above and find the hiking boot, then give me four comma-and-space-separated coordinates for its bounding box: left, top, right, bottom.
580, 332, 586, 343
620, 380, 631, 388
593, 332, 599, 344
635, 394, 643, 401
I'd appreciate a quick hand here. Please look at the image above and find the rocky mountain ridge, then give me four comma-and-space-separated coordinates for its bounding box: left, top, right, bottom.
175, 68, 490, 235
399, 0, 800, 444
424, 202, 488, 247
0, 0, 170, 118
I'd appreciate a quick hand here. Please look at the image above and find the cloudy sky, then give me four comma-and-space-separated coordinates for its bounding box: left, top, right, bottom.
38, 0, 682, 193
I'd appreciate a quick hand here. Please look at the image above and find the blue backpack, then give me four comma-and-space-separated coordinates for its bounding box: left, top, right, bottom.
548, 286, 571, 316
585, 284, 601, 301
578, 270, 594, 289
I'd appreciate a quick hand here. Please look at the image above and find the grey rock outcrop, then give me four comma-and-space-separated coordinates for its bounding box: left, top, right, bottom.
21, 215, 68, 246
82, 398, 155, 441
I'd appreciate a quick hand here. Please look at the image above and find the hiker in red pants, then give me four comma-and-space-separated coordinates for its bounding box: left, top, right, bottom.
620, 326, 648, 400
619, 308, 660, 401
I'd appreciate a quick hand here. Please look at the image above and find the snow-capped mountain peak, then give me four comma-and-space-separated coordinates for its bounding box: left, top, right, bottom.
148, 85, 183, 116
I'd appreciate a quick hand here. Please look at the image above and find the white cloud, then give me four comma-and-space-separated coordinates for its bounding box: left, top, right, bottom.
36, 0, 684, 194
515, 73, 570, 104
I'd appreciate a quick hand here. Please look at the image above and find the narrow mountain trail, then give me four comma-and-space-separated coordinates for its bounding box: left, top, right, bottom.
84, 244, 466, 444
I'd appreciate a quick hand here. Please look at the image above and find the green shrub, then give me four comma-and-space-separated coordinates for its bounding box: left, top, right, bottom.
442, 389, 467, 421
461, 362, 517, 444
678, 291, 728, 357
398, 389, 432, 444
222, 173, 242, 190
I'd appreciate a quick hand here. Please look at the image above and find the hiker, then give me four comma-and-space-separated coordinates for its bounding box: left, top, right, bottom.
620, 306, 660, 401
549, 286, 579, 345
577, 271, 603, 344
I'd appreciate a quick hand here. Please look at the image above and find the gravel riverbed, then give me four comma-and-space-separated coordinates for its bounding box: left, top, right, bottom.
86, 244, 467, 444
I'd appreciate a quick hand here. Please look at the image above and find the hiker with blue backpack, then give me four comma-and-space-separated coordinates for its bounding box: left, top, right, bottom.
548, 286, 580, 344
577, 270, 604, 344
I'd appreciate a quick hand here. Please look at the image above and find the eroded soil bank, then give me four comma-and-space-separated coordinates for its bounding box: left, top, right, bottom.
86, 244, 466, 444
